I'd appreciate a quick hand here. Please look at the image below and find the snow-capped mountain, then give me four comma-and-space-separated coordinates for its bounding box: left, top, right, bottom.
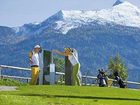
13, 1, 140, 34
51, 1, 140, 34
0, 0, 140, 82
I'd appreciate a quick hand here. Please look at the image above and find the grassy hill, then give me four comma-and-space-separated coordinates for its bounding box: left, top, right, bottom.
0, 85, 140, 105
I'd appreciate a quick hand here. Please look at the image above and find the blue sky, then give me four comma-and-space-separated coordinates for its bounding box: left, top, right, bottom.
0, 0, 140, 27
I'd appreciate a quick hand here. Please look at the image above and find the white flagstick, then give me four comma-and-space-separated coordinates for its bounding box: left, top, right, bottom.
50, 52, 55, 85
0, 67, 1, 80
50, 63, 55, 85
39, 50, 44, 85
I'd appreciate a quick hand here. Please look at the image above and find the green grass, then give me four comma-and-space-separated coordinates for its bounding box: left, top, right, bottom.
0, 85, 140, 105
0, 78, 28, 86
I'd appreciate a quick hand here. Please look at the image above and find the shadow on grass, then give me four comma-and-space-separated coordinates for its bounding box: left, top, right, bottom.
15, 93, 140, 101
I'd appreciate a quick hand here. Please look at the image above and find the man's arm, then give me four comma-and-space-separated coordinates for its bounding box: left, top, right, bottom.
52, 50, 71, 56
29, 51, 33, 64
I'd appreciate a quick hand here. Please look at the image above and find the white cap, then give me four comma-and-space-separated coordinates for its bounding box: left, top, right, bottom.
34, 45, 41, 49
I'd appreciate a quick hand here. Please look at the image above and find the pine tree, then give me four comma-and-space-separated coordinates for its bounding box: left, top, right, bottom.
108, 54, 128, 80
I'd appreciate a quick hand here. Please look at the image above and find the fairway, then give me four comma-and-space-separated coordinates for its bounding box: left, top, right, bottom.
0, 85, 140, 105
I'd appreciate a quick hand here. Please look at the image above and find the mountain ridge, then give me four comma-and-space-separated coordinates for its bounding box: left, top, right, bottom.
12, 1, 140, 34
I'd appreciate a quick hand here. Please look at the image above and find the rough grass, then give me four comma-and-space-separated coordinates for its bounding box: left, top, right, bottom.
0, 85, 140, 105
